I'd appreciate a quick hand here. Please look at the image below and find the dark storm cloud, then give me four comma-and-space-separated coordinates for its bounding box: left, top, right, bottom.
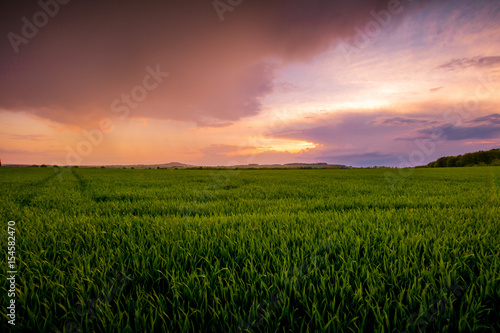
394, 113, 500, 141
0, 0, 426, 126
414, 122, 500, 141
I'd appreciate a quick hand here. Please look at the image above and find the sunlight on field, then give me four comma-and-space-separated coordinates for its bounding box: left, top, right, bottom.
0, 167, 499, 332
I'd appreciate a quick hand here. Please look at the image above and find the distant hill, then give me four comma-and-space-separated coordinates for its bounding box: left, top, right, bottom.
426, 148, 500, 167
105, 162, 194, 169
185, 163, 350, 170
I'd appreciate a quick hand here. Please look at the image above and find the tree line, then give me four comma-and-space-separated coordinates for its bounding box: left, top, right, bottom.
426, 148, 500, 167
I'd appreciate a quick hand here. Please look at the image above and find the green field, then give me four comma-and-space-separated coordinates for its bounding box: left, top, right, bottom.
1, 167, 499, 332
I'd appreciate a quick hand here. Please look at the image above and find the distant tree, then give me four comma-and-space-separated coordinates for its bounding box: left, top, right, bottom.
446, 156, 458, 167
435, 157, 448, 168
40, 164, 47, 167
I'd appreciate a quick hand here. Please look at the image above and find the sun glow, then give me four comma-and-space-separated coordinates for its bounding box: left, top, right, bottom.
254, 139, 317, 154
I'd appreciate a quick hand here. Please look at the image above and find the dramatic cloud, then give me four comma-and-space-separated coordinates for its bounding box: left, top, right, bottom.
0, 0, 423, 127
1, 0, 500, 166
254, 109, 500, 166
405, 114, 500, 141
417, 124, 500, 141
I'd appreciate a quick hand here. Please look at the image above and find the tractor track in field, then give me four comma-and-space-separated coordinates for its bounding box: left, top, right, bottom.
71, 168, 89, 193
71, 169, 108, 204
17, 168, 63, 208
71, 168, 99, 203
16, 167, 95, 209
488, 168, 499, 204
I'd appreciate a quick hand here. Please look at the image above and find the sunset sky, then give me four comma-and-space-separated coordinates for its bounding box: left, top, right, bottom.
1, 0, 499, 167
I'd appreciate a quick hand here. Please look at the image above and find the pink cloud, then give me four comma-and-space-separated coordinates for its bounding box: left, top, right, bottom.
0, 0, 427, 127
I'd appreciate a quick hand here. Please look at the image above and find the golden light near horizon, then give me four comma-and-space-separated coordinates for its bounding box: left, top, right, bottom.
254, 140, 317, 154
